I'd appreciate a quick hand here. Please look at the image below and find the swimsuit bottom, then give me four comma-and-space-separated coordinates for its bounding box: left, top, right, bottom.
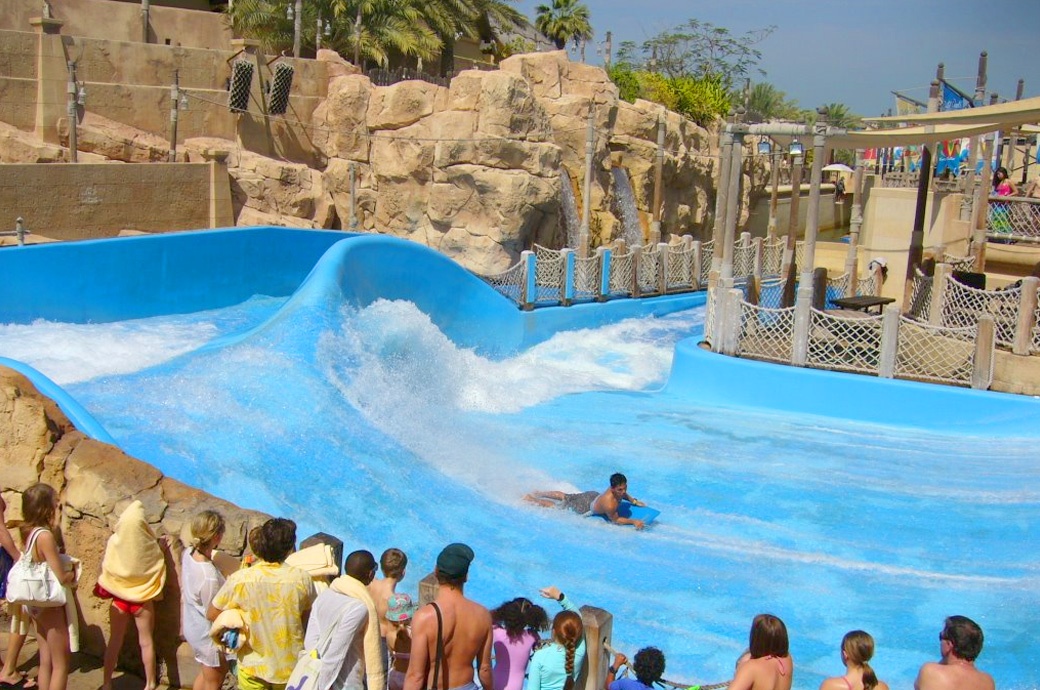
93, 583, 146, 615
561, 491, 599, 514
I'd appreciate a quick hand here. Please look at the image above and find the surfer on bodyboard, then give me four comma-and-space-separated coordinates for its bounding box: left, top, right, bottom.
523, 472, 652, 530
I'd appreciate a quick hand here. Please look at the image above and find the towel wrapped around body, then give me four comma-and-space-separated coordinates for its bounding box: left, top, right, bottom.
97, 500, 166, 603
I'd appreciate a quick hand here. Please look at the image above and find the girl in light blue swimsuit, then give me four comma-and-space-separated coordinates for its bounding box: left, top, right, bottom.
525, 587, 585, 690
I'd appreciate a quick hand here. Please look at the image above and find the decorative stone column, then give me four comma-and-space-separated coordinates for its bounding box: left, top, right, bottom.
201, 148, 234, 227
30, 16, 65, 145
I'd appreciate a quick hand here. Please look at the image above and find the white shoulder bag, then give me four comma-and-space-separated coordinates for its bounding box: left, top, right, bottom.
286, 603, 350, 690
6, 529, 67, 608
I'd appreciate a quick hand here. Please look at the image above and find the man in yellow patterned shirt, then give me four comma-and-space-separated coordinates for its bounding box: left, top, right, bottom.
209, 518, 317, 690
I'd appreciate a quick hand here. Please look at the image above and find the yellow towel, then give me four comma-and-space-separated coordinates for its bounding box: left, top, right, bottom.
97, 500, 166, 603
329, 575, 385, 690
285, 543, 339, 580
210, 608, 251, 655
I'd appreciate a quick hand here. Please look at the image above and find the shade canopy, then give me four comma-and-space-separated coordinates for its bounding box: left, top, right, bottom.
863, 95, 1040, 129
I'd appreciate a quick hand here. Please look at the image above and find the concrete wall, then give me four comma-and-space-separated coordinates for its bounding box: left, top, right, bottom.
860, 184, 971, 299
0, 162, 214, 239
0, 26, 331, 164
745, 184, 851, 238
0, 29, 37, 130
0, 0, 231, 49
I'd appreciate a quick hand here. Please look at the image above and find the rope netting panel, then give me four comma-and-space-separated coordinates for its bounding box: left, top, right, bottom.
699, 240, 715, 284
1033, 295, 1040, 353
827, 273, 851, 296
533, 245, 564, 304
942, 253, 976, 272
795, 241, 805, 271
609, 250, 634, 296
806, 309, 883, 374
906, 269, 932, 321
756, 278, 786, 309
638, 248, 661, 294
762, 238, 785, 277
734, 240, 755, 280
737, 302, 795, 364
667, 245, 695, 289
857, 273, 878, 296
940, 279, 1019, 347
895, 317, 978, 386
573, 255, 600, 300
479, 262, 525, 304
986, 198, 1040, 239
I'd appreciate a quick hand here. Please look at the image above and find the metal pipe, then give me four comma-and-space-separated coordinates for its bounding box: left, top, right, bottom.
168, 69, 180, 162
66, 61, 78, 163
579, 103, 595, 258
650, 111, 665, 244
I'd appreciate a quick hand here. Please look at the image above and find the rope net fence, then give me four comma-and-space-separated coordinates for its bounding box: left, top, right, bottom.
895, 317, 978, 386
807, 309, 883, 374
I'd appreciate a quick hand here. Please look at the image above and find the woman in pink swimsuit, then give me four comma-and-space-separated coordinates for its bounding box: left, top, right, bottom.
729, 614, 793, 690
490, 596, 549, 690
818, 630, 889, 690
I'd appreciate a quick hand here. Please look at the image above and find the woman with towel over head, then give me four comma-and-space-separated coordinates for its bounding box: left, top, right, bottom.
180, 510, 228, 690
94, 500, 168, 690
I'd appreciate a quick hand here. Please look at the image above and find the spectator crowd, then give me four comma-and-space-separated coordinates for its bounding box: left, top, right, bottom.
2, 485, 996, 690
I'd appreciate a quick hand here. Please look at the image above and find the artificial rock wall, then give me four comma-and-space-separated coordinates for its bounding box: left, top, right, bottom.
0, 366, 269, 687
0, 12, 731, 273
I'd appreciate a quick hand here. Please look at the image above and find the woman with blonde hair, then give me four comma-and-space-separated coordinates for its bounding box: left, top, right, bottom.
819, 631, 888, 690
525, 586, 585, 690
19, 484, 75, 690
180, 510, 228, 690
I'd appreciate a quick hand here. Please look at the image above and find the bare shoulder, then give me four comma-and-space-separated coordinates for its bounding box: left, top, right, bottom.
914, 662, 943, 690
464, 598, 492, 623
819, 677, 844, 690
977, 669, 995, 690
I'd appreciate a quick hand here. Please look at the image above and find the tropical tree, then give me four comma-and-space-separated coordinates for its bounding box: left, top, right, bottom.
636, 19, 775, 89
534, 0, 591, 51
746, 82, 800, 122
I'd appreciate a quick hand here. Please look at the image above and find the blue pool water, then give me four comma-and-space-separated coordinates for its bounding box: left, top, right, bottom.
0, 230, 1036, 690
2, 296, 1037, 690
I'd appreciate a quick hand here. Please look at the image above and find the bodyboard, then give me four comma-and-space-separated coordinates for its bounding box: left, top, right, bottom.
592, 500, 660, 526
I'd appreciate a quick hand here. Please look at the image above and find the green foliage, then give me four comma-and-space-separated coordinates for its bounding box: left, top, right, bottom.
608, 63, 640, 102
534, 0, 592, 51
607, 65, 730, 127
670, 75, 731, 126
637, 72, 677, 111
226, 0, 529, 72
745, 82, 800, 122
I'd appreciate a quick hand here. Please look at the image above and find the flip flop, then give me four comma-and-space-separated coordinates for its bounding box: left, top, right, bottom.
0, 679, 25, 690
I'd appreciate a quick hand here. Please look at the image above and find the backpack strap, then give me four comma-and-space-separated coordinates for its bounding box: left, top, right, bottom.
430, 602, 444, 690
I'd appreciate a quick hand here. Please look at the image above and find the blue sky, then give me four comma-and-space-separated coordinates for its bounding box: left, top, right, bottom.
513, 0, 1039, 117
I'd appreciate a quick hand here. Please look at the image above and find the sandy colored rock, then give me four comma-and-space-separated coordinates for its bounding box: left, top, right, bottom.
367, 79, 443, 131
60, 111, 174, 163
0, 121, 67, 163
0, 365, 272, 686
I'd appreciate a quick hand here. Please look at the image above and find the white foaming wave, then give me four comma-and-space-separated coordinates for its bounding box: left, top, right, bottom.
324, 298, 701, 415
317, 299, 700, 497
0, 319, 222, 384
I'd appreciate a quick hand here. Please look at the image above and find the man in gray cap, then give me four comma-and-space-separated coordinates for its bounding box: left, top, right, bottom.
404, 543, 492, 690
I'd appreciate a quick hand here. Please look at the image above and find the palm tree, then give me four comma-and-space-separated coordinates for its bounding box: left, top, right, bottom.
746, 82, 799, 122
534, 0, 591, 51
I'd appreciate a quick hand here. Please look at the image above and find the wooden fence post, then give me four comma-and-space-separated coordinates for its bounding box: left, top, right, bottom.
1013, 276, 1038, 355
878, 305, 900, 378
972, 315, 996, 390
928, 263, 950, 325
